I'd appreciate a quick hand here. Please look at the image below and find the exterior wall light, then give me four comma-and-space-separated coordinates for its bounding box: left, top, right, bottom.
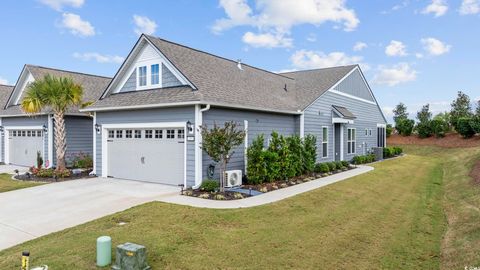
0, 126, 4, 133
95, 123, 101, 134
42, 124, 48, 134
186, 121, 194, 134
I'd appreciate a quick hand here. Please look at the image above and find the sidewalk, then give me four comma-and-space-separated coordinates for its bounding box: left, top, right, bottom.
158, 165, 374, 209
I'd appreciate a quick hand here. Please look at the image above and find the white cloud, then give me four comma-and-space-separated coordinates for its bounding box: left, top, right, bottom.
372, 63, 417, 86
385, 40, 407, 57
290, 50, 364, 70
39, 0, 84, 11
73, 52, 124, 64
459, 0, 480, 15
422, 0, 448, 17
242, 32, 292, 48
61, 13, 95, 37
415, 53, 424, 59
0, 77, 8, 85
306, 33, 317, 42
213, 0, 359, 48
421, 37, 451, 56
353, 41, 367, 51
133, 15, 157, 35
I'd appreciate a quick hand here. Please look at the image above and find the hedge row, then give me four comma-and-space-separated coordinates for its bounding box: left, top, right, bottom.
383, 146, 403, 158
246, 132, 317, 184
313, 161, 349, 174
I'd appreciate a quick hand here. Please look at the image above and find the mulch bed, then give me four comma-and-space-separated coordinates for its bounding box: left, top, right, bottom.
184, 189, 253, 200
470, 160, 480, 185
388, 133, 480, 148
14, 170, 94, 183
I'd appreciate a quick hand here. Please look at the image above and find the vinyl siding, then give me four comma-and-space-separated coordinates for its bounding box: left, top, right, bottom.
2, 116, 49, 163
334, 69, 375, 102
162, 63, 182, 87
63, 116, 93, 165
119, 69, 137, 93
95, 106, 195, 186
304, 90, 386, 162
202, 107, 298, 180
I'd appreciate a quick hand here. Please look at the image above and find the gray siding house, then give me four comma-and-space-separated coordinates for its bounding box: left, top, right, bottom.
0, 65, 110, 167
82, 34, 387, 188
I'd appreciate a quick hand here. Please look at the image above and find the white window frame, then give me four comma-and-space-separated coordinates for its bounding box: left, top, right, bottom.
151, 64, 160, 85
347, 128, 356, 154
136, 59, 162, 90
137, 66, 147, 87
322, 126, 328, 158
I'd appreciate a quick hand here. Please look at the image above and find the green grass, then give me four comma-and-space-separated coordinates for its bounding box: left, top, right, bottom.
0, 173, 43, 193
0, 146, 479, 269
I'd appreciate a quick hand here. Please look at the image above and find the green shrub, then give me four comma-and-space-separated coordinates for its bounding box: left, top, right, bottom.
352, 155, 365, 165
200, 179, 219, 192
326, 162, 337, 171
282, 134, 300, 178
471, 116, 480, 134
416, 121, 432, 138
314, 163, 330, 173
383, 147, 393, 158
396, 118, 415, 136
70, 152, 93, 168
393, 147, 403, 155
302, 134, 317, 173
430, 119, 448, 138
36, 151, 43, 169
334, 161, 344, 170
386, 124, 393, 137
246, 135, 267, 184
341, 160, 349, 168
263, 150, 280, 182
36, 168, 54, 178
55, 169, 71, 178
457, 117, 476, 138
366, 154, 376, 163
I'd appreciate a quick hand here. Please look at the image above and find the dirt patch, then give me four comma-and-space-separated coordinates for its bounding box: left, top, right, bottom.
387, 133, 480, 148
470, 160, 480, 185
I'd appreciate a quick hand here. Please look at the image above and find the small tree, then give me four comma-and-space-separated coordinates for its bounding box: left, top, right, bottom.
200, 121, 245, 192
396, 118, 415, 136
302, 134, 317, 174
476, 100, 480, 117
269, 132, 294, 180
386, 124, 393, 137
393, 103, 409, 127
416, 104, 432, 138
246, 135, 266, 184
456, 117, 476, 138
450, 91, 472, 130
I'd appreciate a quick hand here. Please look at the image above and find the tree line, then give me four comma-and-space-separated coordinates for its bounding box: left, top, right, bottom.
392, 91, 480, 138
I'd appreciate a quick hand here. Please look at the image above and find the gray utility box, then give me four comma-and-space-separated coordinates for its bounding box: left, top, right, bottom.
112, 242, 151, 270
371, 147, 384, 161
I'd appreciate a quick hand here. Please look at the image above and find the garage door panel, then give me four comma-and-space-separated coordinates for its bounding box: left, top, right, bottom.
107, 128, 184, 185
8, 129, 44, 167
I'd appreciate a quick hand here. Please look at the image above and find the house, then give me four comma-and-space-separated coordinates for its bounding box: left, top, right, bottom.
81, 34, 387, 188
0, 65, 111, 167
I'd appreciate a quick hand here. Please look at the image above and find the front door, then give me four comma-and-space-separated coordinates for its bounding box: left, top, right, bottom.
334, 123, 341, 161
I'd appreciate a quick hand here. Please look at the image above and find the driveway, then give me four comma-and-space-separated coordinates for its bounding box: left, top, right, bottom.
0, 177, 179, 250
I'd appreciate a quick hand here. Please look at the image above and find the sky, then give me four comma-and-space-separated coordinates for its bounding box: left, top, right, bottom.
0, 0, 479, 122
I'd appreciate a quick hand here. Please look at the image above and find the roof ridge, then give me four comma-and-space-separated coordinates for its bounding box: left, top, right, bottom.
280, 65, 358, 74
0, 84, 14, 87
144, 34, 294, 81
26, 64, 112, 79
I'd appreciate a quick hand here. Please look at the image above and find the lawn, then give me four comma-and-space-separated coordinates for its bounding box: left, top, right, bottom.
0, 173, 43, 193
0, 146, 479, 269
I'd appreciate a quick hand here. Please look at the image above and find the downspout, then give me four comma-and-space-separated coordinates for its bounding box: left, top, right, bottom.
193, 104, 210, 189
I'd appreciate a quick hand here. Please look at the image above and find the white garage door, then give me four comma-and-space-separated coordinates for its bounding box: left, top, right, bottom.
106, 128, 185, 185
8, 129, 44, 167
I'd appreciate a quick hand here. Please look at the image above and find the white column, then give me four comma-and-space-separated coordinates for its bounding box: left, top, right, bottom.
244, 120, 248, 174
47, 114, 53, 168
340, 124, 344, 161
194, 104, 202, 188
299, 113, 305, 138
92, 112, 97, 175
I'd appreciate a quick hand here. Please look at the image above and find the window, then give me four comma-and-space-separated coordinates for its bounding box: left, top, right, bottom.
365, 129, 368, 136
145, 130, 153, 138
177, 129, 185, 139
134, 130, 142, 138
321, 127, 328, 158
108, 130, 115, 138
116, 130, 123, 138
155, 129, 163, 139
377, 127, 386, 147
369, 129, 372, 136
138, 66, 147, 86
31, 131, 36, 137
37, 131, 42, 137
21, 131, 26, 137
166, 129, 175, 139
151, 64, 159, 85
126, 130, 133, 138
27, 131, 32, 137
10, 131, 14, 137
347, 128, 356, 154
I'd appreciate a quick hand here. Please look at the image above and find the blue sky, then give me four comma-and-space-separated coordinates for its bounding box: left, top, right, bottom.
0, 0, 479, 121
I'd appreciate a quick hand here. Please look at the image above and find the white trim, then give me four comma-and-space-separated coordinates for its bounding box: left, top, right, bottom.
0, 118, 2, 163
340, 125, 344, 161
321, 126, 328, 158
332, 117, 354, 124
101, 121, 188, 187
347, 127, 356, 155
244, 120, 248, 174
376, 123, 387, 127
4, 125, 44, 165
47, 115, 53, 168
92, 112, 97, 175
299, 113, 305, 138
329, 90, 377, 105
80, 101, 302, 115
194, 105, 201, 188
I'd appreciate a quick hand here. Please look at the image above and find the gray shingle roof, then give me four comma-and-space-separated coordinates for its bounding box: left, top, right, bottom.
1, 65, 111, 116
88, 35, 359, 113
332, 105, 356, 119
0, 84, 14, 111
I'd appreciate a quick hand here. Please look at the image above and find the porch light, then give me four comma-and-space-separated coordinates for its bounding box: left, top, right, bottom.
0, 126, 4, 133
186, 121, 193, 134
95, 124, 101, 134
42, 124, 48, 134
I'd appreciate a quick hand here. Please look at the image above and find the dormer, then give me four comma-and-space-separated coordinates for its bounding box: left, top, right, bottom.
106, 35, 193, 97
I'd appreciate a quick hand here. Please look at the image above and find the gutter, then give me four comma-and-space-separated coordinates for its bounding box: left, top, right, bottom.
192, 104, 211, 189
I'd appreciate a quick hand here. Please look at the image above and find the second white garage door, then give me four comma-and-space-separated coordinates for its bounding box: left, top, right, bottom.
106, 128, 185, 185
8, 129, 44, 167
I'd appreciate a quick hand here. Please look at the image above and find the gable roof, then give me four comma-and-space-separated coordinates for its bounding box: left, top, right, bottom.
332, 105, 356, 119
2, 65, 111, 116
0, 84, 14, 110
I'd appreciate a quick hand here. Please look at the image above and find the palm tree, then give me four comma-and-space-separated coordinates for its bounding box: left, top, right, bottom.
21, 74, 83, 171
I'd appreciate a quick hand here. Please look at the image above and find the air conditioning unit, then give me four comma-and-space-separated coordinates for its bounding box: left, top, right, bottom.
225, 170, 242, 188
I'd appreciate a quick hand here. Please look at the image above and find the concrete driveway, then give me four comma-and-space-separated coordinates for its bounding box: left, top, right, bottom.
0, 177, 179, 250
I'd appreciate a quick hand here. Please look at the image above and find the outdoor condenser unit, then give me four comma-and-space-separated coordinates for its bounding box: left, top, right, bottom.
371, 147, 384, 161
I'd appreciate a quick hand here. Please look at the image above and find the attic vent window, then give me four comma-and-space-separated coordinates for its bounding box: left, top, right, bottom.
237, 59, 243, 70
